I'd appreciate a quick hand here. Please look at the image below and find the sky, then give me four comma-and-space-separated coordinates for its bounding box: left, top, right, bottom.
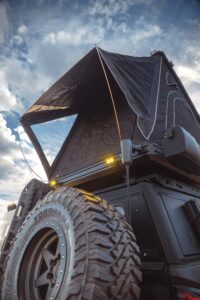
0, 0, 200, 222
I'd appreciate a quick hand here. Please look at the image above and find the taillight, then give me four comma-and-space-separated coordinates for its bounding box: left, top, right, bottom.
181, 293, 200, 300
174, 286, 200, 300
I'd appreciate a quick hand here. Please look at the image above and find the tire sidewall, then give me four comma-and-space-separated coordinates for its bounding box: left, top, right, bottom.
2, 200, 75, 300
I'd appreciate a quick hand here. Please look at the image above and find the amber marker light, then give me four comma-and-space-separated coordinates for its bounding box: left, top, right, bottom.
105, 156, 117, 165
49, 179, 58, 187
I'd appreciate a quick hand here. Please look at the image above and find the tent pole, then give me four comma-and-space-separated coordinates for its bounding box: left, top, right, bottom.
97, 47, 133, 224
96, 47, 122, 142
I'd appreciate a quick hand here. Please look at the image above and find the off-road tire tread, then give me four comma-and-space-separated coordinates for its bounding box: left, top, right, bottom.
0, 187, 141, 300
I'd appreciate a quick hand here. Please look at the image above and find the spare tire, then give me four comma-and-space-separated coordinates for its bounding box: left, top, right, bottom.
1, 187, 141, 300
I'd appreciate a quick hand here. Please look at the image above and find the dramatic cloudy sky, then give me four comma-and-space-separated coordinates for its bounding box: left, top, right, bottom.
0, 0, 200, 221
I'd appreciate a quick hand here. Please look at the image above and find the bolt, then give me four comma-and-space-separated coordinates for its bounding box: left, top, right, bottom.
47, 273, 53, 279
50, 260, 55, 266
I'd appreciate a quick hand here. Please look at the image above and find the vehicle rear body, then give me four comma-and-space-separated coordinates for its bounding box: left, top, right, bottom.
92, 174, 200, 299
1, 47, 200, 299
20, 47, 200, 299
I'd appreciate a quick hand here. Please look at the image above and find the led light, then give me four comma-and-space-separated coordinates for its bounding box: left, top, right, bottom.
182, 292, 200, 300
105, 156, 116, 165
49, 179, 58, 187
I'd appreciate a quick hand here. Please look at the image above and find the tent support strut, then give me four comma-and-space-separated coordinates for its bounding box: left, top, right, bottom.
96, 47, 122, 142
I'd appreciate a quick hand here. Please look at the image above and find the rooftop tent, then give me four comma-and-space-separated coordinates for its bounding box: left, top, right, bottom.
21, 47, 200, 179
21, 47, 163, 139
21, 47, 200, 141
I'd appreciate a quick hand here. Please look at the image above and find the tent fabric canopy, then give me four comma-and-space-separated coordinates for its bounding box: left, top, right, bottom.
99, 49, 162, 139
21, 47, 200, 142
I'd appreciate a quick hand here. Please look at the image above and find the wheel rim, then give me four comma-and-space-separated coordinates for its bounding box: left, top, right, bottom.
18, 224, 67, 300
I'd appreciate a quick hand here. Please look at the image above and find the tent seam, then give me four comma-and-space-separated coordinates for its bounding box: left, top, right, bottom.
147, 56, 163, 140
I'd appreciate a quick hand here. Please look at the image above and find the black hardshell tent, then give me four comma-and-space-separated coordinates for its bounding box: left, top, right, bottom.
21, 47, 200, 182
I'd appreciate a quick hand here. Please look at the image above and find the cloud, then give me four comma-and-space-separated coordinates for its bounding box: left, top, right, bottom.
0, 1, 9, 43
18, 24, 27, 34
173, 45, 200, 112
187, 89, 200, 113
0, 51, 52, 113
176, 65, 200, 85
174, 70, 200, 113
42, 20, 105, 47
0, 71, 20, 112
12, 35, 23, 45
0, 199, 16, 229
0, 113, 18, 156
0, 114, 47, 201
130, 24, 161, 45
89, 0, 152, 17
